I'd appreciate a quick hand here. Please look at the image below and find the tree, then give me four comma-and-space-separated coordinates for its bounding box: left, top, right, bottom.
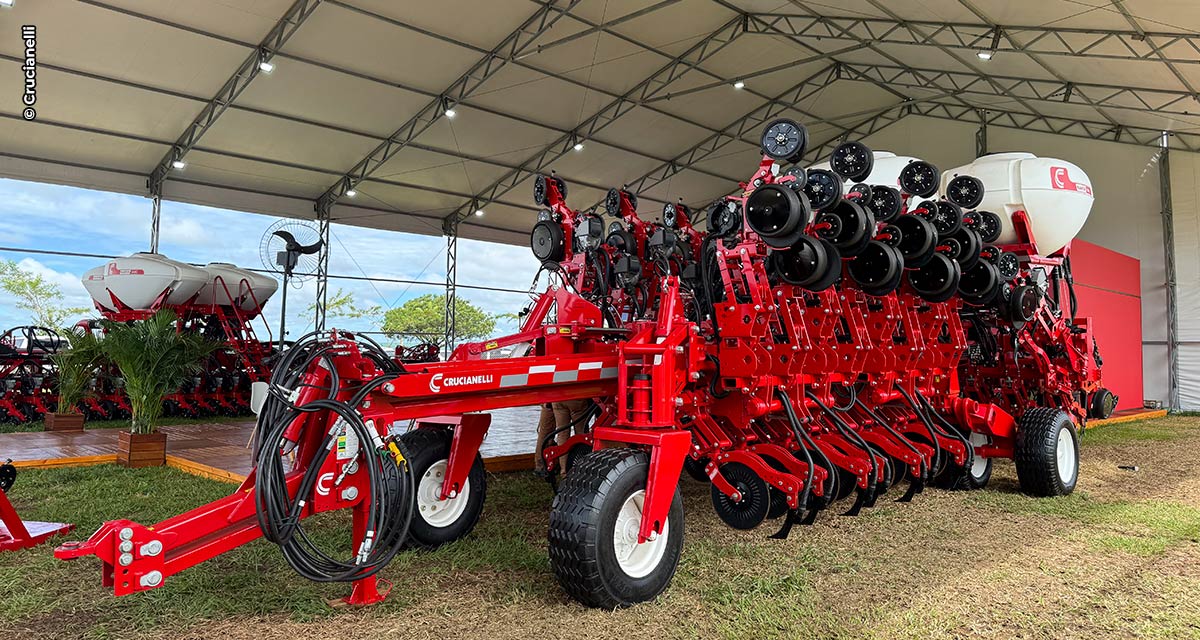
306, 287, 382, 320
382, 294, 495, 346
0, 260, 89, 329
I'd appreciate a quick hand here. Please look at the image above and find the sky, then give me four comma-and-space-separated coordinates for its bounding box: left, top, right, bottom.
0, 177, 542, 341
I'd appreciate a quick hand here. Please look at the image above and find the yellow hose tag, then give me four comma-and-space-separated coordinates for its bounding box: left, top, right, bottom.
388, 442, 407, 470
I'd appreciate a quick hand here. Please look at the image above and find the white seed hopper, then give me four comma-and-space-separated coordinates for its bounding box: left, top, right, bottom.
81, 253, 208, 311
195, 263, 279, 311
942, 153, 1094, 255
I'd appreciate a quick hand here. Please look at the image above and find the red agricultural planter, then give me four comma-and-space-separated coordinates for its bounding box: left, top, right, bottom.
57, 118, 1104, 609
0, 261, 278, 425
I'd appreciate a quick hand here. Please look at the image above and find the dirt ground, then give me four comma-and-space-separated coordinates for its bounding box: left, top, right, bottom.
5, 416, 1200, 640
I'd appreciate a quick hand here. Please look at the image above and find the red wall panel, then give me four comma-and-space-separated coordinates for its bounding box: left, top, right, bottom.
1069, 240, 1143, 408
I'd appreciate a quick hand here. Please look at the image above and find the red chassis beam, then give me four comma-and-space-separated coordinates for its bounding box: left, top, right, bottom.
55, 330, 628, 598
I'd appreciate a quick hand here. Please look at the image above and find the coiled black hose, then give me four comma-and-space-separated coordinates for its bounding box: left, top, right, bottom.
253, 332, 414, 583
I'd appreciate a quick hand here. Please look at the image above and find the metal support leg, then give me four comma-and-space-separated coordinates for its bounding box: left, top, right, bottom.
443, 218, 458, 357
1159, 141, 1180, 410
975, 110, 988, 158
149, 194, 162, 253
315, 208, 332, 333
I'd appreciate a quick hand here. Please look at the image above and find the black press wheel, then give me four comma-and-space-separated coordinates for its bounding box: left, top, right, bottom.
936, 431, 993, 491
682, 456, 710, 482
400, 429, 487, 549
565, 442, 593, 474
1089, 388, 1118, 419
710, 462, 770, 530
549, 448, 684, 609
1014, 408, 1080, 497
533, 174, 550, 206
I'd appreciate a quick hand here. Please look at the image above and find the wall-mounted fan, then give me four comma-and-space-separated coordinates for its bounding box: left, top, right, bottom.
259, 219, 324, 349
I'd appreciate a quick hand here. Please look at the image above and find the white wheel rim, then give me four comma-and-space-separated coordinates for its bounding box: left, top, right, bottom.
1056, 426, 1076, 485
968, 432, 990, 479
416, 459, 470, 528
612, 490, 669, 579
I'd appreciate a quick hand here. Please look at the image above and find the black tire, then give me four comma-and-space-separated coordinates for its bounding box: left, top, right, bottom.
400, 428, 487, 549
1014, 408, 1079, 497
710, 462, 770, 530
1089, 388, 1118, 419
548, 449, 684, 609
682, 456, 710, 482
565, 442, 593, 474
937, 433, 992, 490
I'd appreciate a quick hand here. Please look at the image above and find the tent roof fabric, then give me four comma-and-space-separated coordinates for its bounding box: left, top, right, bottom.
4, 0, 1199, 245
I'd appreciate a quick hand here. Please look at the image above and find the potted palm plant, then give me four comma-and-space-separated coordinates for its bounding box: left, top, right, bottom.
45, 329, 103, 431
101, 311, 218, 467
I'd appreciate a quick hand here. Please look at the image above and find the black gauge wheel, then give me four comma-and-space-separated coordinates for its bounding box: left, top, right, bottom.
899, 160, 940, 198
531, 220, 566, 264
760, 118, 809, 164
946, 175, 985, 209
830, 141, 874, 183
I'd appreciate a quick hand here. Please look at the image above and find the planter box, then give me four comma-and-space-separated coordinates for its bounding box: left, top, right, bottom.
44, 413, 85, 432
117, 431, 167, 468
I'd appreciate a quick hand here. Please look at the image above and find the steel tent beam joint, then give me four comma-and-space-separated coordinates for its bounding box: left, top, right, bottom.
444, 15, 746, 226
146, 0, 323, 196
315, 0, 584, 214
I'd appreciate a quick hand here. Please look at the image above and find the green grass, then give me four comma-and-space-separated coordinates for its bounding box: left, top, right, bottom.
0, 414, 251, 434
0, 465, 565, 637
1082, 417, 1194, 446
969, 490, 1200, 558
2, 414, 1197, 639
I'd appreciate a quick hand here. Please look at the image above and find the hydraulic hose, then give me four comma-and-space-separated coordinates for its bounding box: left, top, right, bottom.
895, 385, 943, 474
806, 391, 879, 493
775, 388, 816, 512
253, 332, 414, 583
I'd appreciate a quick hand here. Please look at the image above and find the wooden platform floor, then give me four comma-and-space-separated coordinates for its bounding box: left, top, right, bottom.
0, 407, 1167, 481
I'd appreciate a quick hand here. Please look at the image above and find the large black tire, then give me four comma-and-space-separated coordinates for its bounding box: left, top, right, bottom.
548, 449, 684, 609
400, 428, 487, 549
1014, 408, 1079, 497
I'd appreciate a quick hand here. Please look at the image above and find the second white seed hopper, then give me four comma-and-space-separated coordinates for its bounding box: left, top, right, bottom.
195, 263, 279, 311
942, 153, 1094, 255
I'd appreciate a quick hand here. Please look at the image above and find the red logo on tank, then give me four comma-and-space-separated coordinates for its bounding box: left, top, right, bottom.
1050, 166, 1092, 196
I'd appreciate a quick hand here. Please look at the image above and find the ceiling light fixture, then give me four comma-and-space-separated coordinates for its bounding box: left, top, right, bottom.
733, 80, 745, 89
259, 60, 275, 74
171, 159, 186, 170
474, 209, 485, 217
346, 189, 357, 197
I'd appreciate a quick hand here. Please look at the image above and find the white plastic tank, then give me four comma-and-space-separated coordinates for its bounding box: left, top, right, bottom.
83, 253, 209, 311
811, 151, 937, 195
811, 150, 940, 208
81, 266, 109, 311
196, 263, 278, 311
941, 153, 1093, 255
